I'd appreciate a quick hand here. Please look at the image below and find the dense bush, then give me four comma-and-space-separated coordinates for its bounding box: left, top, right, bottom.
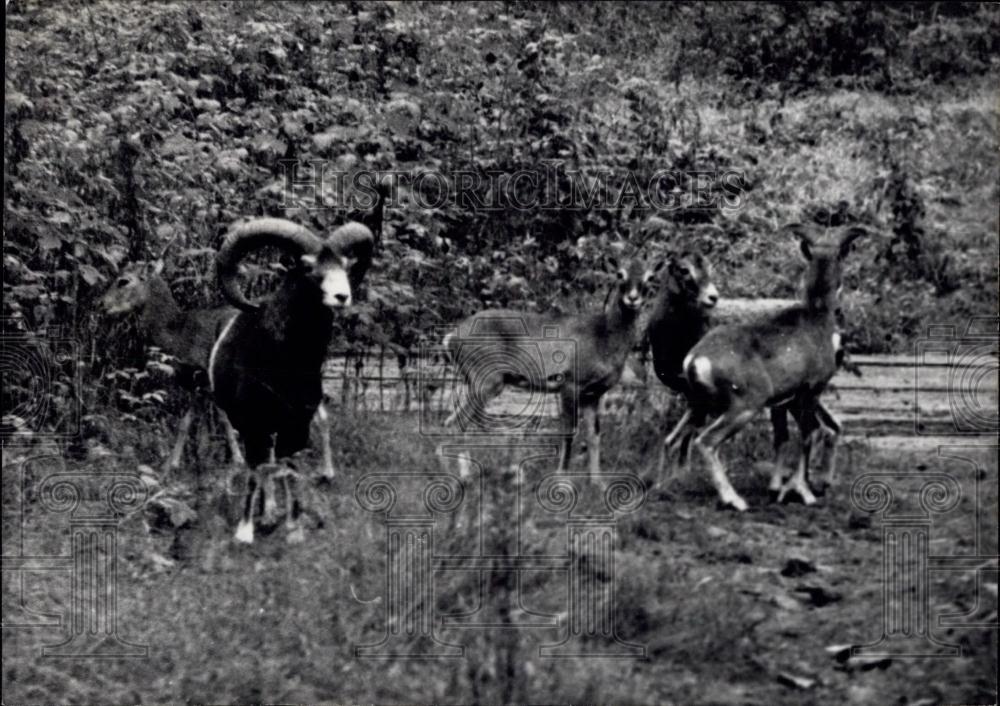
3, 1, 998, 435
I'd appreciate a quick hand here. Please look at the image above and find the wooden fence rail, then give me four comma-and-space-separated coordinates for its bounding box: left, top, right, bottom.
321, 352, 998, 438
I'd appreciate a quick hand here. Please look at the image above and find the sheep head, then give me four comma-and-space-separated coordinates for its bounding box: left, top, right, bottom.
216, 218, 374, 312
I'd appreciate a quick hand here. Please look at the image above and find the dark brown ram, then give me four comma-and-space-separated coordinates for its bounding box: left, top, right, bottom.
210, 218, 374, 542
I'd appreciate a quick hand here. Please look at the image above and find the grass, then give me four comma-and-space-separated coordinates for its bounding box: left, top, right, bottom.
4, 3, 996, 703
3, 411, 996, 705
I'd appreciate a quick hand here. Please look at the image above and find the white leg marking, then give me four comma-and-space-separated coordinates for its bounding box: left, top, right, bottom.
166, 408, 195, 472
316, 404, 335, 479
778, 429, 820, 506
660, 408, 692, 476
263, 472, 278, 521
768, 461, 787, 492
208, 313, 240, 393
692, 411, 754, 512
234, 519, 255, 544
220, 411, 245, 466
584, 406, 600, 480
282, 475, 296, 527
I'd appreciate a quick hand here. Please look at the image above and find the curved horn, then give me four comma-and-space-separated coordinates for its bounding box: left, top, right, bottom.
781, 222, 814, 260
216, 218, 324, 311
328, 221, 375, 289
838, 225, 869, 259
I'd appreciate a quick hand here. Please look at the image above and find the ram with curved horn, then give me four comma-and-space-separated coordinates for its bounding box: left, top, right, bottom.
210, 217, 374, 543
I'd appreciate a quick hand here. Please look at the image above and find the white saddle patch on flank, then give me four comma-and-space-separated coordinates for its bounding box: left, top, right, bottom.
686, 354, 714, 391
831, 331, 842, 352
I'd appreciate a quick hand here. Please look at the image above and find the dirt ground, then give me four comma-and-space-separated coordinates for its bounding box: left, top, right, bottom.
2, 410, 996, 705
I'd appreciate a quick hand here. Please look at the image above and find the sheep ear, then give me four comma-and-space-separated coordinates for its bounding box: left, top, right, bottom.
838, 226, 869, 259
783, 223, 814, 261
616, 267, 628, 281
667, 252, 687, 275
643, 259, 666, 283
781, 222, 810, 238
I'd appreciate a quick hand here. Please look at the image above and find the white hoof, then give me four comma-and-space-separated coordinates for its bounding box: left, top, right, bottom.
777, 480, 818, 506
286, 525, 305, 544
721, 493, 749, 512
234, 519, 255, 544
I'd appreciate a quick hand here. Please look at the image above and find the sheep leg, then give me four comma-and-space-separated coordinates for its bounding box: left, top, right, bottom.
219, 410, 245, 466
659, 408, 692, 476
660, 406, 706, 477
441, 369, 463, 428
676, 407, 705, 470
314, 403, 335, 479
777, 429, 821, 506
767, 407, 791, 493
261, 469, 279, 522
235, 471, 260, 544
691, 407, 758, 512
444, 375, 487, 430
812, 400, 842, 495
234, 435, 274, 544
438, 376, 502, 478
584, 403, 601, 480
284, 474, 295, 527
165, 408, 195, 474
283, 472, 305, 544
442, 387, 459, 427
557, 388, 577, 472
778, 403, 820, 506
281, 472, 297, 527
